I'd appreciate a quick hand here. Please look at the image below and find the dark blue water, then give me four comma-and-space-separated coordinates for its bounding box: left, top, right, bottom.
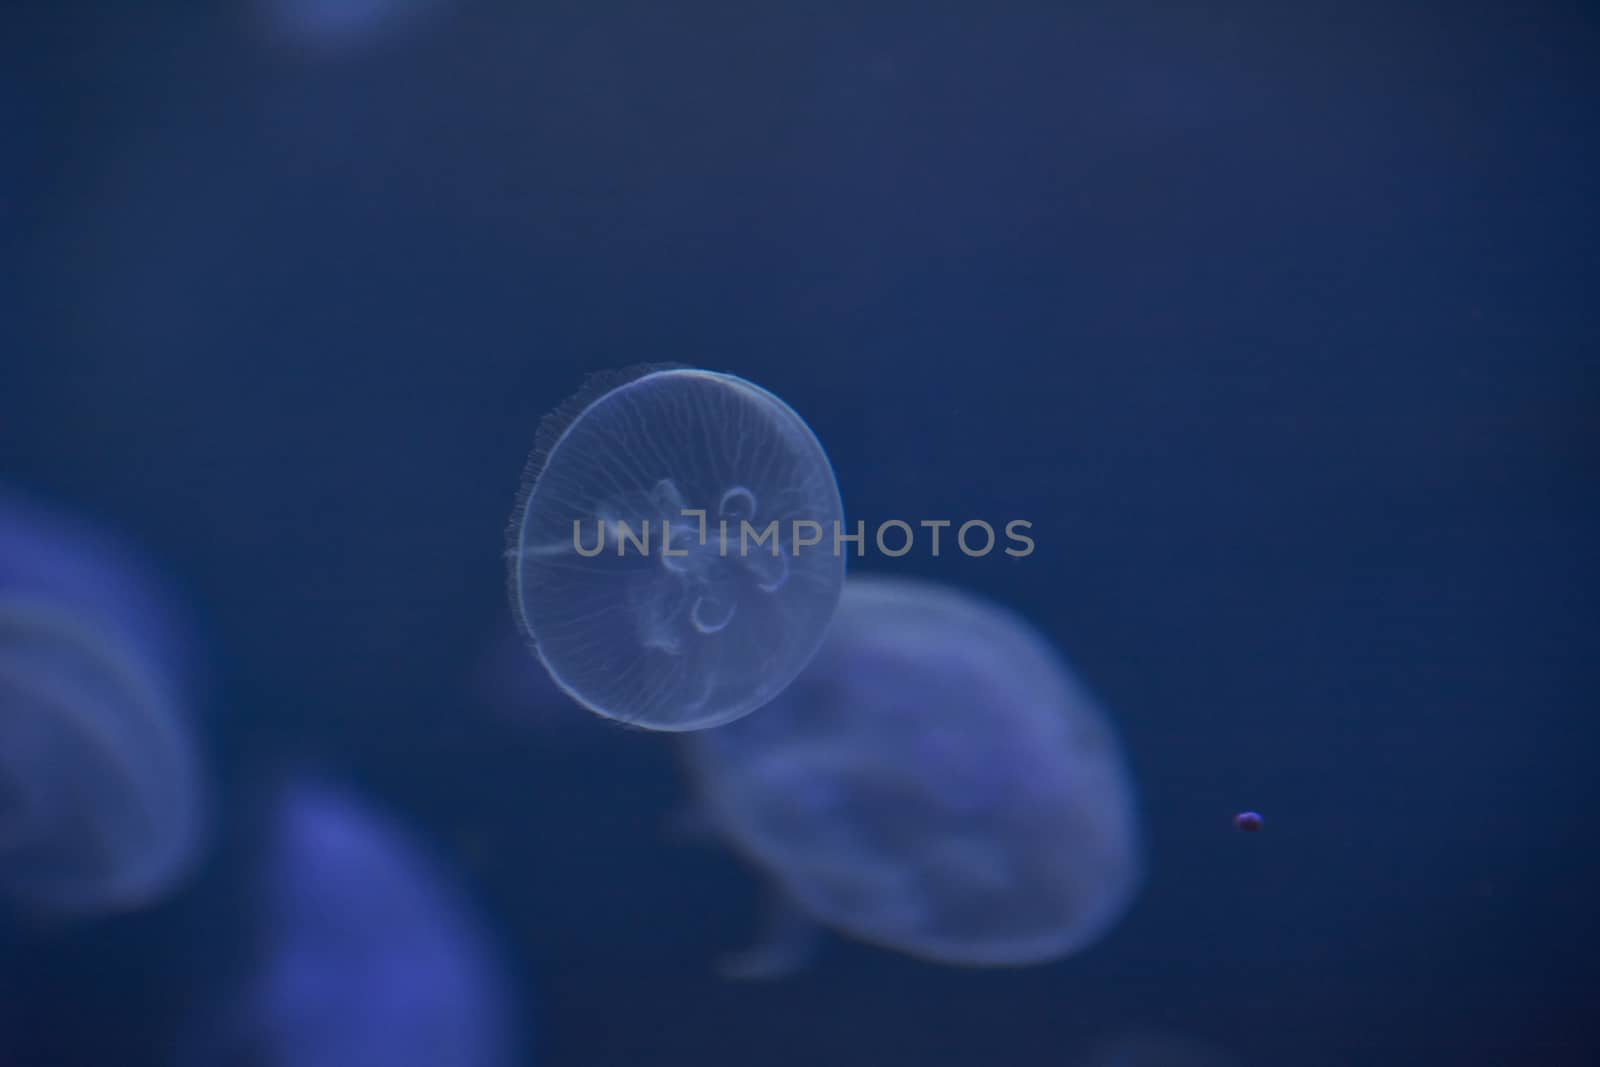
2, 2, 1594, 1064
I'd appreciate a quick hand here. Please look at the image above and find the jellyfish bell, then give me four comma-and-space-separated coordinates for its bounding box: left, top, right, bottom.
183, 776, 524, 1067
507, 365, 846, 732
0, 489, 207, 921
0, 489, 194, 688
678, 574, 1143, 977
0, 600, 202, 918
248, 0, 445, 57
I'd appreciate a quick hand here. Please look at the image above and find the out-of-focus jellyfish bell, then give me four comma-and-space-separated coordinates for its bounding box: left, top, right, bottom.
507, 365, 846, 732
186, 778, 524, 1067
678, 574, 1142, 978
0, 488, 207, 920
249, 0, 444, 56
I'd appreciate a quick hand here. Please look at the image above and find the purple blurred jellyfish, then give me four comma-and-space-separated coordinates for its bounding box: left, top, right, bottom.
0, 488, 206, 919
190, 778, 524, 1067
678, 574, 1142, 978
248, 0, 444, 56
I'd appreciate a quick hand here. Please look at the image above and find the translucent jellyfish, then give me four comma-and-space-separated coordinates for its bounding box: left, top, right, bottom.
183, 778, 524, 1067
678, 574, 1142, 977
0, 489, 206, 919
507, 366, 846, 732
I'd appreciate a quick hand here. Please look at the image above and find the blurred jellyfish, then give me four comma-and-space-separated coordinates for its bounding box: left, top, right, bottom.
507, 365, 846, 732
186, 777, 524, 1067
0, 488, 206, 919
249, 0, 444, 55
678, 574, 1142, 977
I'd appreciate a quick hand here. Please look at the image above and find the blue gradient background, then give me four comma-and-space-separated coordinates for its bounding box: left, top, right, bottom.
2, 2, 1594, 1064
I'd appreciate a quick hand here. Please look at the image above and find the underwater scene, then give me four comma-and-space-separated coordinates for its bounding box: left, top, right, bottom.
2, 2, 1594, 1065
